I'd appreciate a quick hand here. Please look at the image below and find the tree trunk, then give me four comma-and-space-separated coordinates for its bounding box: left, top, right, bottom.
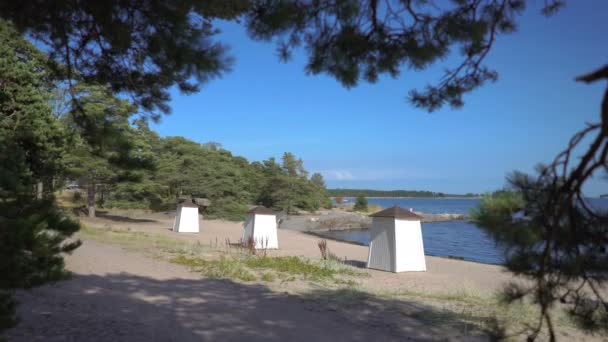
36, 181, 43, 200
87, 183, 96, 218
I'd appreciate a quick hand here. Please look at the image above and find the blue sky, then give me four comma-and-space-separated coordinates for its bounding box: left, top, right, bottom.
151, 1, 608, 196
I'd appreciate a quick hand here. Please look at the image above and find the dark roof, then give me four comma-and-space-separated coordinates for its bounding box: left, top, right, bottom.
248, 206, 274, 215
369, 205, 423, 220
180, 198, 198, 208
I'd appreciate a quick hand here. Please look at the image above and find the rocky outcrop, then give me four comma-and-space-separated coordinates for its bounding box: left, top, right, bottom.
416, 212, 467, 222
279, 209, 468, 231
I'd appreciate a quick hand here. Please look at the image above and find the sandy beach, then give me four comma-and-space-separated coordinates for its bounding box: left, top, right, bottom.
3, 211, 601, 341
83, 210, 511, 294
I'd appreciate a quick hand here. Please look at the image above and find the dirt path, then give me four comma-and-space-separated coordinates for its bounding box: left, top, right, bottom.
4, 239, 484, 342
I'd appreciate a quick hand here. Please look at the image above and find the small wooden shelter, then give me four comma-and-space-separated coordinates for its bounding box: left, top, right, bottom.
242, 206, 278, 249
367, 205, 426, 272
173, 198, 200, 233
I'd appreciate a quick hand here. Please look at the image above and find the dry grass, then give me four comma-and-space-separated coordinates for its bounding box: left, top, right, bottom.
80, 224, 365, 286
171, 255, 256, 282
79, 225, 211, 257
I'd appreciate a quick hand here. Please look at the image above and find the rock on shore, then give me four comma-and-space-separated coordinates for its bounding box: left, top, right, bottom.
279, 209, 467, 232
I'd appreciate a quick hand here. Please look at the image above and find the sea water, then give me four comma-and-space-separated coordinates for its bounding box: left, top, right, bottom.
325, 197, 608, 265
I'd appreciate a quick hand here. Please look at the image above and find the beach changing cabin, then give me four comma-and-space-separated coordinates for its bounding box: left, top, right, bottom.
243, 206, 279, 249
173, 199, 200, 233
367, 206, 426, 272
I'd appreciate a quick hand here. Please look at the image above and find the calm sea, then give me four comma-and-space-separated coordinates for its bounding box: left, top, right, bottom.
326, 197, 608, 265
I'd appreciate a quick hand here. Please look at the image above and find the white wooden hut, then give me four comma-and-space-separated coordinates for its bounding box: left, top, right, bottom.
367, 206, 426, 272
243, 206, 278, 249
173, 199, 200, 233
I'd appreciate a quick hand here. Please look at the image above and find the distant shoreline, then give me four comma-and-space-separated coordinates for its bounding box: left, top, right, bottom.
335, 196, 481, 199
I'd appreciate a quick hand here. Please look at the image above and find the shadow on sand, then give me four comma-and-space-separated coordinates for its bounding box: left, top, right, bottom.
5, 272, 499, 341
71, 207, 158, 223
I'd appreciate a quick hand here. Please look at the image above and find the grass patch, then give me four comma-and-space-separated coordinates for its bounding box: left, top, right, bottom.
79, 225, 211, 256
369, 287, 581, 339
260, 272, 276, 282
365, 204, 382, 213
305, 288, 508, 339
245, 255, 365, 281
170, 253, 365, 285
380, 288, 538, 322
246, 256, 331, 280
171, 255, 256, 282
79, 225, 364, 285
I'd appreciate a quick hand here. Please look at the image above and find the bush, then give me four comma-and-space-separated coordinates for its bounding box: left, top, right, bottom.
353, 194, 368, 212
72, 191, 82, 202
0, 290, 17, 332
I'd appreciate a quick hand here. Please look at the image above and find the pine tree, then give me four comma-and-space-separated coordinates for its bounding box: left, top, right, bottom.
353, 194, 368, 212
0, 20, 80, 331
62, 84, 144, 217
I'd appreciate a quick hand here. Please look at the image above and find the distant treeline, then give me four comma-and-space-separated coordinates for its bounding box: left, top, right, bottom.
328, 189, 480, 198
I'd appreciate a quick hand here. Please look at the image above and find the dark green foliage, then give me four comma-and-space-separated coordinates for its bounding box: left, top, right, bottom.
353, 194, 368, 212
469, 63, 608, 340
473, 169, 608, 340
255, 153, 328, 214
0, 1, 251, 118
123, 138, 330, 220
151, 137, 257, 220
0, 200, 81, 289
62, 85, 155, 217
0, 20, 81, 331
310, 173, 332, 209
0, 290, 16, 332
328, 189, 478, 198
1, 1, 565, 116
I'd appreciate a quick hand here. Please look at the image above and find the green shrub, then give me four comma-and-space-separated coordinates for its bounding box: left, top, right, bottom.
72, 191, 82, 202
0, 290, 17, 332
353, 194, 368, 212
171, 255, 256, 282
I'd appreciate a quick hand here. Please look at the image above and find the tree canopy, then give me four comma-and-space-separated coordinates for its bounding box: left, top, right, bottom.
0, 1, 251, 117
0, 0, 565, 117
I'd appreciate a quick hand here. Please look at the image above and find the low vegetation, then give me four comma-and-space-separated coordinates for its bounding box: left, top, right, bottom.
171, 255, 257, 282
79, 226, 211, 257
310, 287, 579, 341
171, 253, 363, 284
353, 194, 368, 212
81, 225, 364, 286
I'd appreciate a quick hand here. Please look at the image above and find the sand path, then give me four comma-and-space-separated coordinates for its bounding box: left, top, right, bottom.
5, 239, 484, 342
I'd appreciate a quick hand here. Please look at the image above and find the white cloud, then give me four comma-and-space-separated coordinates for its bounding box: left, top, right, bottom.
322, 170, 355, 181
319, 167, 440, 182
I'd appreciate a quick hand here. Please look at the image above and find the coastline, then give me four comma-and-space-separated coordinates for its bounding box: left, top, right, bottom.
280, 208, 468, 232
306, 228, 503, 267
336, 196, 481, 199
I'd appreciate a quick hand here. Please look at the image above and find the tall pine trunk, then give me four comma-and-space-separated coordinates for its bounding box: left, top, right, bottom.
87, 183, 96, 218
36, 181, 43, 199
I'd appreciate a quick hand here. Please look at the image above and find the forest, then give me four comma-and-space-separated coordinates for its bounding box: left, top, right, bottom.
69, 123, 332, 221
0, 20, 330, 224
